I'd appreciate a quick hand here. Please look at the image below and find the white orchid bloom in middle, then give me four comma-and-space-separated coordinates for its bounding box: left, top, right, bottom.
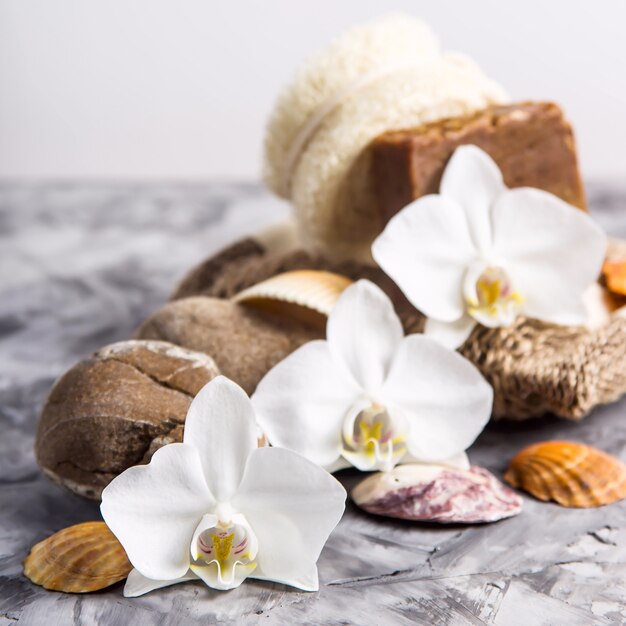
252, 280, 493, 473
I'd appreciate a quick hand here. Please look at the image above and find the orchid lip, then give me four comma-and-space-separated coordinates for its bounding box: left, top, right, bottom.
463, 261, 523, 328
190, 512, 258, 588
341, 402, 407, 471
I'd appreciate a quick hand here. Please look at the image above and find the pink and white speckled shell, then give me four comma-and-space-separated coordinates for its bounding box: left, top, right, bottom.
352, 464, 522, 524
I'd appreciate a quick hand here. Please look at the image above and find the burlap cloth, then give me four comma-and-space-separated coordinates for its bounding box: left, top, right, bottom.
172, 233, 626, 421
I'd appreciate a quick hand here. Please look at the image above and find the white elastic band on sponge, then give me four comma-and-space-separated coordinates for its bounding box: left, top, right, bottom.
280, 62, 425, 198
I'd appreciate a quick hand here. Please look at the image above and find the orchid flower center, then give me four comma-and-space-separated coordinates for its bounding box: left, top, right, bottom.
341, 402, 407, 472
191, 514, 258, 585
464, 264, 523, 328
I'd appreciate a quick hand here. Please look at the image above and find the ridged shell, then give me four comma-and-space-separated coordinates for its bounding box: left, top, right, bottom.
352, 464, 522, 524
504, 441, 626, 508
602, 259, 626, 298
232, 270, 352, 328
24, 521, 131, 593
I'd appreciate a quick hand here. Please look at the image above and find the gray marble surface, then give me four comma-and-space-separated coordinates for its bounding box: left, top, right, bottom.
1, 182, 626, 626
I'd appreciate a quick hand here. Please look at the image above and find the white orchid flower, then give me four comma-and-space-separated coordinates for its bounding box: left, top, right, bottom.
251, 280, 493, 473
372, 145, 608, 349
101, 376, 346, 597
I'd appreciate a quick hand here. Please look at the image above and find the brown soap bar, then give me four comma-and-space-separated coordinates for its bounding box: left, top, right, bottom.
370, 102, 586, 225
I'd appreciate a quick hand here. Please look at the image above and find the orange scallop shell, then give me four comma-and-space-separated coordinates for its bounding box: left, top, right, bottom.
24, 521, 132, 593
504, 441, 626, 508
602, 259, 626, 297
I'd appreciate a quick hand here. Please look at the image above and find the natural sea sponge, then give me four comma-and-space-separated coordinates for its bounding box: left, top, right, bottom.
36, 340, 220, 500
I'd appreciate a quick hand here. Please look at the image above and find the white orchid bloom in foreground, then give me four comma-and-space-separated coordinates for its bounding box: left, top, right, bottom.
372, 145, 608, 349
251, 280, 492, 473
101, 376, 346, 597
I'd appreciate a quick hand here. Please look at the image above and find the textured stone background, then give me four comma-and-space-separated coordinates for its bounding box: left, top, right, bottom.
1, 183, 625, 625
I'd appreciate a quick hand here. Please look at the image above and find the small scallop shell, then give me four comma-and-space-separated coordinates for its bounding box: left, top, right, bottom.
24, 521, 132, 593
504, 441, 626, 508
232, 270, 352, 328
602, 259, 626, 298
352, 464, 522, 524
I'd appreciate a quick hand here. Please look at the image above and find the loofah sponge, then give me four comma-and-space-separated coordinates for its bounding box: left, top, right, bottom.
263, 15, 508, 260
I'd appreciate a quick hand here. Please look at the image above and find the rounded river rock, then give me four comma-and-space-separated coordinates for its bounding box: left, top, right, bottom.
36, 339, 220, 500
135, 296, 323, 394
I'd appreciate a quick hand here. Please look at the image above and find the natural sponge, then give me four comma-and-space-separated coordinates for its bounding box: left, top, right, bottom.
263, 15, 507, 260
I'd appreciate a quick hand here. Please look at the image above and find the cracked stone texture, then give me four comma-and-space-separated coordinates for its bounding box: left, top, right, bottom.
1, 182, 626, 626
35, 339, 220, 499
135, 297, 322, 394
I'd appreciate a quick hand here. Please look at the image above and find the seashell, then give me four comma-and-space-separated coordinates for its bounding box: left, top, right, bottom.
602, 259, 626, 299
504, 441, 626, 508
24, 521, 132, 593
232, 270, 353, 329
600, 242, 626, 312
352, 464, 522, 523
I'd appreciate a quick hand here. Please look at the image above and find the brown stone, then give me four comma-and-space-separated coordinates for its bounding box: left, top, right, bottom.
370, 101, 587, 226
172, 238, 266, 301
135, 297, 323, 394
35, 340, 220, 500
171, 242, 392, 300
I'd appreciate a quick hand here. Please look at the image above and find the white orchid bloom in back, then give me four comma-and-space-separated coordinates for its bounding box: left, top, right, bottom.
251, 280, 493, 473
101, 376, 346, 597
372, 145, 608, 349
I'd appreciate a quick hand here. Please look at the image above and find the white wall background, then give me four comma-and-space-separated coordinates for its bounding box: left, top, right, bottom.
1, 0, 625, 181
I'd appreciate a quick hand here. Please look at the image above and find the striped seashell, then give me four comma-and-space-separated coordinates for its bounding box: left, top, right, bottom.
232, 270, 352, 329
352, 463, 522, 524
23, 521, 131, 593
504, 441, 626, 508
602, 258, 626, 299
600, 241, 626, 311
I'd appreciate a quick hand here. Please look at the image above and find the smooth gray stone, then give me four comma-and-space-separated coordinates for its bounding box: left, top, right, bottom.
1, 182, 625, 626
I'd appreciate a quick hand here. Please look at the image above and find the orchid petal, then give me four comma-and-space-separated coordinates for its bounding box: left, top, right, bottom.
381, 335, 492, 463
402, 450, 470, 470
123, 568, 198, 598
101, 443, 215, 581
233, 447, 346, 591
372, 195, 477, 322
252, 340, 361, 469
423, 315, 477, 350
492, 188, 608, 325
184, 376, 258, 502
440, 451, 471, 470
252, 563, 319, 592
326, 280, 403, 391
325, 457, 353, 473
440, 145, 505, 252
